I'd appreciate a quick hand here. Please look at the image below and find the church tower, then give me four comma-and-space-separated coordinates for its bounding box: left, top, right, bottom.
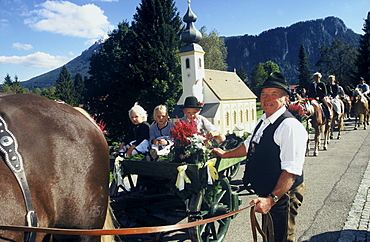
178, 0, 205, 104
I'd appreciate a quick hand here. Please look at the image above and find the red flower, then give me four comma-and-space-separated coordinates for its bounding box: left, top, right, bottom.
170, 119, 199, 146
288, 104, 308, 121
198, 102, 203, 106
92, 115, 107, 134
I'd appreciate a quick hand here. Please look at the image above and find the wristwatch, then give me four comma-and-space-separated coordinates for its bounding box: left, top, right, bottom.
268, 193, 279, 203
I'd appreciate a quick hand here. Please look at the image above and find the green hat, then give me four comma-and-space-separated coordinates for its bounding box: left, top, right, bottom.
260, 72, 289, 93
180, 96, 203, 109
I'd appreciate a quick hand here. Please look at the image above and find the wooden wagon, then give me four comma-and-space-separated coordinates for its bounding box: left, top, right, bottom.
109, 149, 245, 241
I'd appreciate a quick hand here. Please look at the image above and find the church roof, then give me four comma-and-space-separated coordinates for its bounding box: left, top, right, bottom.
204, 69, 257, 100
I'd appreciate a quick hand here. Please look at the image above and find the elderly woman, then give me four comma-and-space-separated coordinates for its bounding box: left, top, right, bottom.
118, 102, 150, 157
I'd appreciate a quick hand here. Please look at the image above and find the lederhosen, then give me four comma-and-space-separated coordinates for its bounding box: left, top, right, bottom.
245, 110, 303, 197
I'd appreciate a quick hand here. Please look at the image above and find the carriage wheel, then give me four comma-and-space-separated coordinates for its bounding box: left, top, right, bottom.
188, 177, 233, 242
223, 163, 240, 181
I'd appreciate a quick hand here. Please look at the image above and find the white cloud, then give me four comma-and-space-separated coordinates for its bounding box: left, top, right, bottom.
0, 52, 69, 69
25, 1, 114, 39
12, 42, 33, 51
0, 19, 9, 27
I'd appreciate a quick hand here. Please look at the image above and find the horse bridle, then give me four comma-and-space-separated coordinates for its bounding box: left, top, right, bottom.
0, 115, 38, 242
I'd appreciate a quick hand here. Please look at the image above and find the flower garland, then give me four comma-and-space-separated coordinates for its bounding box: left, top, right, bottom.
288, 103, 309, 122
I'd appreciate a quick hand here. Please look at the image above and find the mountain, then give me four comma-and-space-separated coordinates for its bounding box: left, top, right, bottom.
20, 16, 360, 89
224, 16, 360, 84
20, 40, 102, 89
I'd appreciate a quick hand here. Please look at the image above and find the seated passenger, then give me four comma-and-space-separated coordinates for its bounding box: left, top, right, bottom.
180, 96, 226, 144
118, 103, 150, 157
149, 105, 175, 160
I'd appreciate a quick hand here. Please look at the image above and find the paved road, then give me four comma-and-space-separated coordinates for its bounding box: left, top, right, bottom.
224, 118, 370, 242
123, 118, 370, 241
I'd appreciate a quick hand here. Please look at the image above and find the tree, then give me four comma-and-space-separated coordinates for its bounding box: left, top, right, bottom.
3, 74, 12, 86
356, 12, 370, 85
1, 74, 26, 93
74, 72, 85, 104
236, 64, 248, 85
297, 44, 312, 90
250, 61, 280, 95
85, 0, 183, 140
55, 65, 77, 105
316, 37, 357, 87
199, 27, 228, 71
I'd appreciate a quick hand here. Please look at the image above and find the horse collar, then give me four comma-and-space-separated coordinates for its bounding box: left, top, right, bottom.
0, 115, 39, 242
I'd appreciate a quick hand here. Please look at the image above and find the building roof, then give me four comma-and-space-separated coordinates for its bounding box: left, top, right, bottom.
204, 69, 257, 100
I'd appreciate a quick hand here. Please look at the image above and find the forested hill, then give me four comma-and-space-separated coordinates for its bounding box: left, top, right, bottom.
21, 16, 360, 89
224, 16, 360, 84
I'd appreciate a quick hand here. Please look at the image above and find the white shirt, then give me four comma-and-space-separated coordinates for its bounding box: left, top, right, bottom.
244, 106, 307, 176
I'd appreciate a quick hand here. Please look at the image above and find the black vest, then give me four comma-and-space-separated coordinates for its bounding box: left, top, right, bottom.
246, 110, 303, 196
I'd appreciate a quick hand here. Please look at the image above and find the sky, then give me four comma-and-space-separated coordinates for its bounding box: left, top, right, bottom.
0, 0, 369, 84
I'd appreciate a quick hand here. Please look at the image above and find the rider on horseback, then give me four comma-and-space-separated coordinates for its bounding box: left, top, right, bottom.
327, 75, 345, 99
308, 72, 332, 119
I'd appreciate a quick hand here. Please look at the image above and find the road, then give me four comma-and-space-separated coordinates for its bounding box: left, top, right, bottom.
123, 118, 370, 242
224, 118, 370, 242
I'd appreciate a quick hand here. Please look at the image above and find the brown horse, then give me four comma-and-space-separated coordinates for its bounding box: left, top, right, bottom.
342, 94, 352, 120
352, 89, 369, 130
307, 99, 333, 156
329, 97, 345, 139
0, 94, 111, 241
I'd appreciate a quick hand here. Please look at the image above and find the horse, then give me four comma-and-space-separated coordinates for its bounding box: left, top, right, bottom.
352, 88, 369, 130
329, 97, 345, 139
0, 94, 111, 241
342, 94, 352, 120
306, 98, 333, 156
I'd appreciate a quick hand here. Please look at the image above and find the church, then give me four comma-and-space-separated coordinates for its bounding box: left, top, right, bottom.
171, 2, 257, 136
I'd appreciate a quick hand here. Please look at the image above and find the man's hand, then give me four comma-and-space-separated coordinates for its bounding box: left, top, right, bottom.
250, 197, 275, 214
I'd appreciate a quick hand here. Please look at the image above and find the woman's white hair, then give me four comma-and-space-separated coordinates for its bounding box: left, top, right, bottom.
313, 72, 322, 78
129, 102, 147, 121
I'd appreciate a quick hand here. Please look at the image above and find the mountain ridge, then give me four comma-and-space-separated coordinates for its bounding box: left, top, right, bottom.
21, 16, 360, 89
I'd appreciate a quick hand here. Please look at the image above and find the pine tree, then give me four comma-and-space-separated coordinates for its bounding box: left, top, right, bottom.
74, 72, 85, 104
85, 0, 183, 140
128, 0, 182, 116
199, 27, 228, 71
298, 44, 312, 90
3, 74, 12, 86
356, 12, 370, 85
55, 66, 77, 105
236, 64, 248, 85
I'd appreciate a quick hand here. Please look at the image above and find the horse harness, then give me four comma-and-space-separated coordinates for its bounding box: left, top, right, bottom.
0, 115, 38, 242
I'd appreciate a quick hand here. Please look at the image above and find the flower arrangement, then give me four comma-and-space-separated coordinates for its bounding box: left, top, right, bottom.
288, 103, 309, 122
170, 119, 211, 164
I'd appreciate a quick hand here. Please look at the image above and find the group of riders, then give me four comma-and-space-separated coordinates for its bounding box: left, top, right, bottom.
292, 73, 369, 121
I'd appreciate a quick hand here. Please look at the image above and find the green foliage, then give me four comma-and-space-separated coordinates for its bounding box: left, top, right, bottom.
199, 27, 228, 71
298, 44, 312, 90
355, 12, 370, 85
1, 74, 28, 93
74, 72, 85, 104
250, 61, 280, 96
55, 65, 78, 105
316, 37, 358, 87
236, 64, 248, 84
85, 0, 183, 141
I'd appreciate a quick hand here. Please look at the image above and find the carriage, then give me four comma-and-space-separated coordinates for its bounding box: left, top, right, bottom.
109, 143, 245, 241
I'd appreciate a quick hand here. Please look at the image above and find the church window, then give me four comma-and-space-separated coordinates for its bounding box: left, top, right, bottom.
226, 112, 229, 126
246, 110, 249, 122
186, 58, 190, 69
252, 109, 255, 120
198, 58, 202, 68
233, 111, 237, 124
240, 111, 243, 123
